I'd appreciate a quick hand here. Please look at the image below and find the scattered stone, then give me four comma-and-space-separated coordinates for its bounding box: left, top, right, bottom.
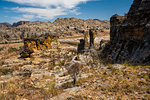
64, 86, 82, 92
112, 64, 125, 70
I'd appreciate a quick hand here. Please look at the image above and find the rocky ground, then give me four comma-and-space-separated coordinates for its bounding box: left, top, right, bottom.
0, 34, 149, 100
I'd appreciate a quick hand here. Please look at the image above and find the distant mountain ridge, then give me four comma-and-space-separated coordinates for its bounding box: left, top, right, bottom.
0, 17, 110, 43
0, 23, 11, 28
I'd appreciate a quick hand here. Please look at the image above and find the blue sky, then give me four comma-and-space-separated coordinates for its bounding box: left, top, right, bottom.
0, 0, 133, 24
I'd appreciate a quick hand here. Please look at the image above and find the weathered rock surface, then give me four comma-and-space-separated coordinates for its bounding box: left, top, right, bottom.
77, 29, 96, 53
0, 23, 11, 28
20, 34, 59, 58
0, 18, 110, 43
103, 0, 150, 65
12, 21, 30, 27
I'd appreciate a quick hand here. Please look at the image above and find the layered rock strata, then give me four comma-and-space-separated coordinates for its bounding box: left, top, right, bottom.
104, 0, 150, 65
20, 35, 59, 58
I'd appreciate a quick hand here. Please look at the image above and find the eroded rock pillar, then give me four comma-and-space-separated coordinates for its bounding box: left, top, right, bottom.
89, 29, 95, 48
77, 39, 85, 53
84, 31, 88, 48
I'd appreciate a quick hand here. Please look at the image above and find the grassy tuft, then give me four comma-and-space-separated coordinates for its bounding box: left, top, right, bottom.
0, 68, 12, 75
8, 47, 18, 53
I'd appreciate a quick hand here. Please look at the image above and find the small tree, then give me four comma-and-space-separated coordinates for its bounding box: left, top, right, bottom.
67, 62, 82, 85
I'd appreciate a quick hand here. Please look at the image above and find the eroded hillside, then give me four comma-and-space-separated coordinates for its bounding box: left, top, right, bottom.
0, 18, 110, 43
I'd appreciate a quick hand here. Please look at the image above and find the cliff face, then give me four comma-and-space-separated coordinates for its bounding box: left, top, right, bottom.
107, 0, 150, 65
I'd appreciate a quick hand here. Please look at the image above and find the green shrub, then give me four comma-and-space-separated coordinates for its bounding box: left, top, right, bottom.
0, 69, 12, 75
8, 47, 18, 53
61, 81, 74, 89
60, 60, 65, 66
0, 47, 4, 52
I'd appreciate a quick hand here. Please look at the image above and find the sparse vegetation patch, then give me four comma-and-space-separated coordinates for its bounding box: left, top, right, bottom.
8, 47, 18, 53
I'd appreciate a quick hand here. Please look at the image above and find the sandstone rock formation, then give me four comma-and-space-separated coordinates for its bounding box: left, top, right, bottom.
20, 34, 59, 58
77, 29, 96, 53
89, 29, 96, 48
0, 18, 110, 43
77, 39, 85, 53
103, 0, 150, 65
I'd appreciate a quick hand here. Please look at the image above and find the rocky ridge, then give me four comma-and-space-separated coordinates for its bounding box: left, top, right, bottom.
0, 18, 110, 43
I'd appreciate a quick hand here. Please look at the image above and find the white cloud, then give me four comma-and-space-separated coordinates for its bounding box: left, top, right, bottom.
12, 14, 35, 22
5, 0, 92, 21
5, 0, 90, 8
12, 7, 67, 20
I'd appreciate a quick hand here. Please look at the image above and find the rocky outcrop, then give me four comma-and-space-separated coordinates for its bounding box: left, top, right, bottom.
89, 29, 96, 48
104, 0, 150, 65
12, 21, 30, 27
0, 18, 110, 43
20, 34, 59, 58
77, 29, 96, 53
77, 39, 85, 53
0, 23, 11, 28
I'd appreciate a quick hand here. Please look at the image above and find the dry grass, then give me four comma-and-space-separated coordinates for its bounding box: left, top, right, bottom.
0, 78, 63, 100
70, 65, 150, 99
0, 40, 149, 100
